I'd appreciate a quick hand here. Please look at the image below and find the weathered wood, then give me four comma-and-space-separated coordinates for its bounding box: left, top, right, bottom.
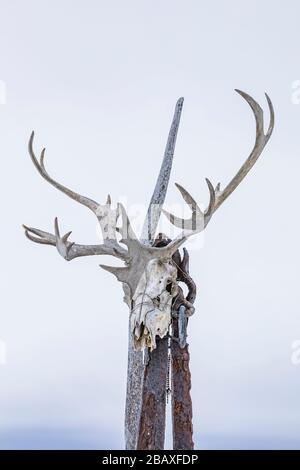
141, 97, 184, 244
125, 98, 184, 449
125, 338, 145, 450
137, 337, 169, 450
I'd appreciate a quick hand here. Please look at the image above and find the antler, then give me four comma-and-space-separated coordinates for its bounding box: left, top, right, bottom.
23, 218, 129, 261
162, 90, 274, 239
24, 90, 274, 294
28, 131, 100, 213
97, 90, 274, 287
24, 132, 132, 261
25, 131, 167, 295
162, 179, 215, 230
28, 132, 122, 243
213, 90, 274, 211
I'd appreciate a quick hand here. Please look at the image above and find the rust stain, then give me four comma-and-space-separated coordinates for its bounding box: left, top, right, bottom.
137, 337, 168, 450
171, 317, 194, 450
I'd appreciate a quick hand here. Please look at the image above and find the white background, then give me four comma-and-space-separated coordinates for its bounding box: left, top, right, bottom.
0, 0, 299, 449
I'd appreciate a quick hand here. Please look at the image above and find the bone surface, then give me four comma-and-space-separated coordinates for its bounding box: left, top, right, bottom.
131, 259, 178, 351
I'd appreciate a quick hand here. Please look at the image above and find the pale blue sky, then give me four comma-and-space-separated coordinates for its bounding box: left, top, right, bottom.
0, 0, 299, 449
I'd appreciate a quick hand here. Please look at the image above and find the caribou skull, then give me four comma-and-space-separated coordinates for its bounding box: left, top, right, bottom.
131, 256, 178, 351
23, 90, 274, 351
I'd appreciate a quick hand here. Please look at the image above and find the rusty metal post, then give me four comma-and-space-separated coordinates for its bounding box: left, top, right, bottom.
170, 248, 196, 450
171, 315, 194, 450
137, 337, 169, 450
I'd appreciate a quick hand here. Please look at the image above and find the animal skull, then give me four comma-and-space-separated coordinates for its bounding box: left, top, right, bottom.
130, 258, 178, 351
24, 91, 275, 354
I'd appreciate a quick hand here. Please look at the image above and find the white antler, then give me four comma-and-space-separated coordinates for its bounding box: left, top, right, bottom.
161, 90, 274, 241
23, 219, 129, 261
24, 133, 130, 261
29, 131, 100, 213
24, 90, 274, 291
213, 90, 274, 211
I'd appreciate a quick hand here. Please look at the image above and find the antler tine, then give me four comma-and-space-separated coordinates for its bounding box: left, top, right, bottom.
162, 179, 215, 231
158, 181, 216, 256
54, 217, 60, 238
22, 224, 56, 246
24, 228, 55, 245
116, 203, 138, 242
204, 178, 216, 222
28, 131, 99, 214
213, 90, 274, 212
162, 184, 201, 230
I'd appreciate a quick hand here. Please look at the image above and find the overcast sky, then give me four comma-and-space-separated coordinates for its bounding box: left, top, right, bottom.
0, 0, 299, 449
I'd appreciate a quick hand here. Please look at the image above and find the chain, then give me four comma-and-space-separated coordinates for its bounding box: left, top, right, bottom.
166, 335, 172, 404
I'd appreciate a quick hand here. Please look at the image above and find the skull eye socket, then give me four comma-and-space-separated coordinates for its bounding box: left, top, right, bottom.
166, 280, 173, 293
